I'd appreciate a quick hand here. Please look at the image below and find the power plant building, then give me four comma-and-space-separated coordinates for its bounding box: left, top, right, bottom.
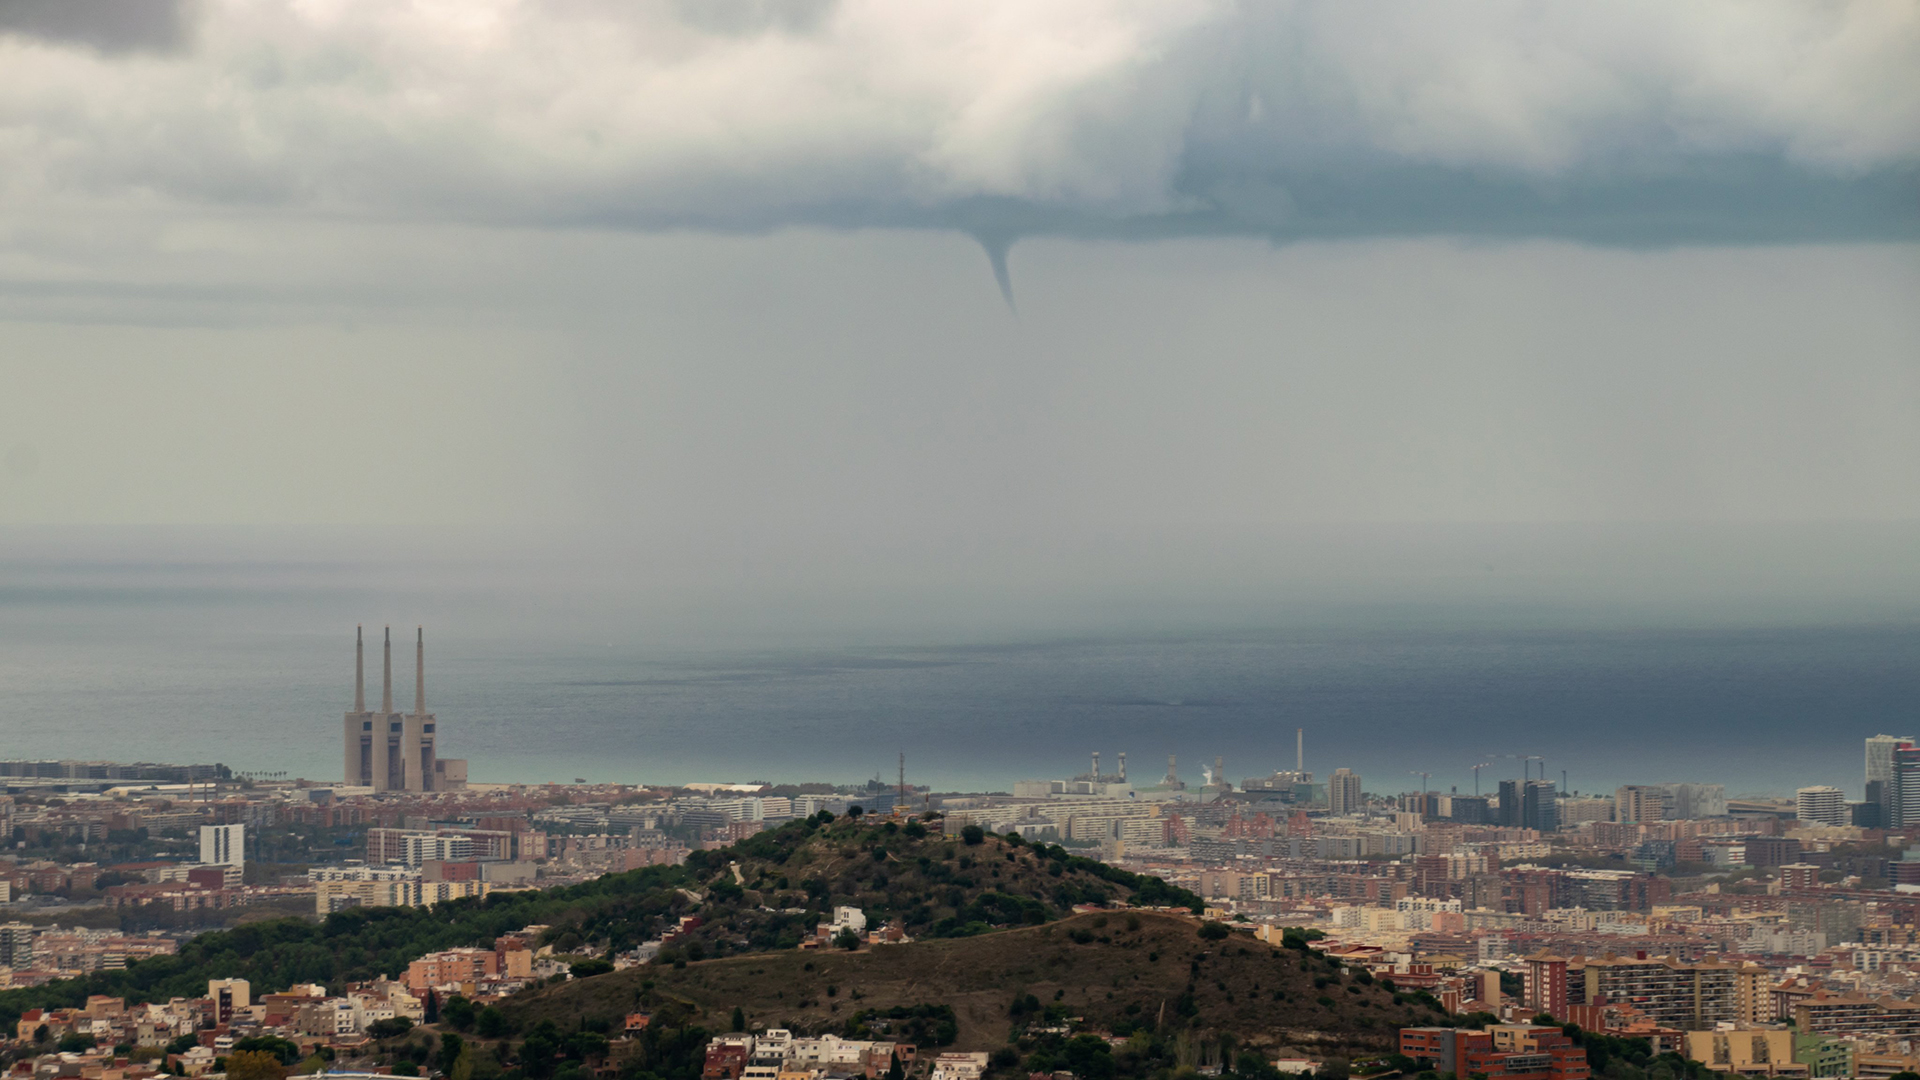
344, 626, 467, 792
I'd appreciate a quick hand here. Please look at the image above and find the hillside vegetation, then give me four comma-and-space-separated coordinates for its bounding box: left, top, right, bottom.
556, 813, 1201, 959
503, 911, 1440, 1058
0, 813, 1195, 1031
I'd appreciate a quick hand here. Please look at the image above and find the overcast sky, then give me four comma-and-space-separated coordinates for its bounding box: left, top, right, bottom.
0, 0, 1916, 633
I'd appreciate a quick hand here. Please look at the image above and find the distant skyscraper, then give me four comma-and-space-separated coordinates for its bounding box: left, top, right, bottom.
1497, 780, 1521, 827
1522, 780, 1559, 832
1893, 746, 1920, 829
1328, 768, 1362, 816
1448, 795, 1492, 825
1795, 786, 1847, 827
1868, 735, 1911, 822
200, 823, 244, 867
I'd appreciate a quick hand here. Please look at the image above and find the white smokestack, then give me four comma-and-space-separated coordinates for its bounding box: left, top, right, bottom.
382, 626, 393, 714
415, 626, 425, 715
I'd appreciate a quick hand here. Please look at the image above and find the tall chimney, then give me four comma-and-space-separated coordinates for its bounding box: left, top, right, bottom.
415, 626, 425, 715
382, 626, 393, 714
354, 625, 365, 713
1091, 751, 1100, 780
1297, 727, 1304, 775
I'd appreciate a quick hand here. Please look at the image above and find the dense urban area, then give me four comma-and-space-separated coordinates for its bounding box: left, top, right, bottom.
6, 634, 1920, 1080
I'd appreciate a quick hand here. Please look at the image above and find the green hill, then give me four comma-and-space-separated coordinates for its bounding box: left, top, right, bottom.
503, 910, 1442, 1059
0, 813, 1195, 1031
552, 814, 1200, 959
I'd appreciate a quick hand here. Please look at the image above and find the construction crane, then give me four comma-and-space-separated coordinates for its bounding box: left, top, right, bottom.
1469, 762, 1491, 797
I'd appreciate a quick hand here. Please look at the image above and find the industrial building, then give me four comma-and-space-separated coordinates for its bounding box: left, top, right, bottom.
343, 626, 466, 792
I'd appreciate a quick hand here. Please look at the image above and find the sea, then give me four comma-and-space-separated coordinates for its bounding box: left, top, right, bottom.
1, 560, 1915, 800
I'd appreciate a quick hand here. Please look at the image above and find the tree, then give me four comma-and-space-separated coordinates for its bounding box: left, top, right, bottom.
849, 806, 865, 820
960, 825, 985, 846
476, 1006, 510, 1040
570, 958, 614, 978
233, 1036, 303, 1065
58, 1033, 98, 1053
227, 1050, 291, 1080
731, 1007, 746, 1033
888, 1052, 906, 1080
443, 994, 477, 1031
369, 1017, 416, 1040
1237, 1051, 1283, 1080
440, 1033, 465, 1070
834, 927, 861, 951
424, 987, 440, 1025
1198, 921, 1231, 941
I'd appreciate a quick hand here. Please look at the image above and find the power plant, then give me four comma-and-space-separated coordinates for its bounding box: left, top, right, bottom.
343, 626, 466, 792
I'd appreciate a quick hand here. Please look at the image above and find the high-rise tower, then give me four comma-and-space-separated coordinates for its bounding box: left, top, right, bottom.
1329, 768, 1362, 816
1868, 735, 1911, 823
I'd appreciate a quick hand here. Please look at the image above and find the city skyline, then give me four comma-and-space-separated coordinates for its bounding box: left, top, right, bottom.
1, 5, 1916, 1079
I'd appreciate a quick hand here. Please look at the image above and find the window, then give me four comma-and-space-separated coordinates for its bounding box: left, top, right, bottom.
424, 724, 435, 732
363, 721, 372, 730
391, 723, 402, 732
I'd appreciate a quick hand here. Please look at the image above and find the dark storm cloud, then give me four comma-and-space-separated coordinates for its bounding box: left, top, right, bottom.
0, 0, 193, 53
0, 0, 1914, 273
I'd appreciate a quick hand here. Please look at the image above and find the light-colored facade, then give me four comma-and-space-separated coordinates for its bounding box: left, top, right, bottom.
199, 824, 244, 867
1684, 1029, 1798, 1076
1572, 955, 1754, 1029
1559, 797, 1614, 826
1329, 768, 1362, 817
1663, 783, 1727, 820
1795, 786, 1847, 827
1615, 785, 1670, 824
1867, 735, 1908, 790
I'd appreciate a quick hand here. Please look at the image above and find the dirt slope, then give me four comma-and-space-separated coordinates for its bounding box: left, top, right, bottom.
503, 911, 1441, 1056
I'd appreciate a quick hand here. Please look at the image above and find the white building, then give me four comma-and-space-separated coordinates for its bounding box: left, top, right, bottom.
1795, 786, 1848, 827
402, 833, 473, 866
1394, 897, 1463, 930
930, 1053, 989, 1080
200, 824, 245, 867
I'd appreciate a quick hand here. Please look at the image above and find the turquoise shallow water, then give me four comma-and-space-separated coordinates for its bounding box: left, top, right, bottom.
1, 571, 1914, 798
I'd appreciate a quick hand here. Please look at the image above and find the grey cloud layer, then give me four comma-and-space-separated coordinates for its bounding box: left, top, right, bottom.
1, 0, 1915, 246
0, 0, 194, 53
